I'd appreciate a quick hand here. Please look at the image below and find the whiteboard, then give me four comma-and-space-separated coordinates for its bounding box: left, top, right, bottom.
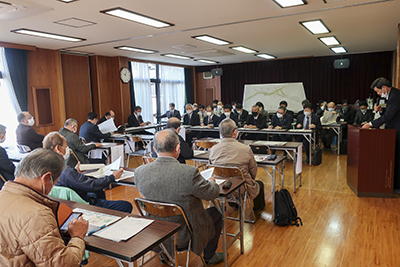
243, 82, 306, 113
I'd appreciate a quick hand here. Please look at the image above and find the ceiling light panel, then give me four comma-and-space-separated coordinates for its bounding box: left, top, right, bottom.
230, 46, 258, 54
331, 47, 347, 53
192, 35, 232, 46
11, 28, 85, 42
319, 36, 340, 46
194, 59, 219, 64
100, 8, 174, 28
161, 54, 193, 60
273, 0, 307, 8
58, 0, 78, 2
115, 46, 158, 54
300, 19, 330, 34
255, 53, 276, 59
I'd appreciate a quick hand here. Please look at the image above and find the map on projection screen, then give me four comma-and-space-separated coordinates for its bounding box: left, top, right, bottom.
243, 82, 306, 113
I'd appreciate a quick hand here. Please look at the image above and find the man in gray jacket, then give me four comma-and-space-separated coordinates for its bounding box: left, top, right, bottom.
134, 129, 223, 265
59, 119, 103, 167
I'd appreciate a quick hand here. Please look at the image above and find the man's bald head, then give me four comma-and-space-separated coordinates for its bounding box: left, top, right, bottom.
153, 129, 180, 154
166, 117, 181, 130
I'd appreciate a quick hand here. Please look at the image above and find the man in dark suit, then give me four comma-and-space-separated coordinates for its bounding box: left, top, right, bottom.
296, 103, 322, 163
156, 103, 181, 120
235, 103, 249, 127
362, 77, 400, 191
243, 105, 267, 140
296, 99, 311, 120
151, 117, 193, 163
135, 129, 223, 265
16, 112, 44, 150
0, 125, 15, 189
337, 99, 356, 140
255, 101, 269, 123
279, 100, 294, 117
79, 112, 113, 142
354, 101, 374, 125
183, 104, 200, 126
199, 105, 220, 138
127, 106, 153, 137
219, 104, 238, 125
98, 110, 115, 124
270, 106, 293, 154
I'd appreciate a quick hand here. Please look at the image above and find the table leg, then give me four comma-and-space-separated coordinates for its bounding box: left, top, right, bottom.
239, 186, 244, 254
293, 148, 297, 192
173, 232, 177, 267
222, 197, 227, 267
309, 133, 312, 166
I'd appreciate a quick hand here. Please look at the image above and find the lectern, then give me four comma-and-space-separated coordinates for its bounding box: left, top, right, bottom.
347, 125, 396, 197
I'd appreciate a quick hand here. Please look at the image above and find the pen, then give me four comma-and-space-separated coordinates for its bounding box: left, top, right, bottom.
88, 224, 106, 236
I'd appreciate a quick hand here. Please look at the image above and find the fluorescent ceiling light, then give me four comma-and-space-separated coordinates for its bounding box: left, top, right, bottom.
273, 0, 307, 8
11, 28, 85, 42
161, 54, 193, 60
194, 59, 219, 64
255, 53, 276, 59
192, 35, 232, 46
101, 8, 173, 28
319, 36, 340, 46
115, 46, 158, 54
230, 46, 258, 54
58, 0, 78, 3
331, 47, 347, 53
300, 19, 330, 34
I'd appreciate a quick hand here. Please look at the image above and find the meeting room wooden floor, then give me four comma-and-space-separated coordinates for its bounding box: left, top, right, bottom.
85, 151, 400, 267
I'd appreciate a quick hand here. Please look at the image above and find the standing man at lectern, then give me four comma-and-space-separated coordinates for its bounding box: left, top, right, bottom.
362, 77, 400, 191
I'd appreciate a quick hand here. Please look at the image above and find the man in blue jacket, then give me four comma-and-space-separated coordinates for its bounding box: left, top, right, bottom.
43, 132, 132, 213
0, 124, 15, 189
79, 112, 113, 142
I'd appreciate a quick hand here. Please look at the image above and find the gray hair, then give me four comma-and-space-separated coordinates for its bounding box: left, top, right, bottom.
153, 129, 179, 153
185, 104, 193, 109
166, 117, 181, 130
219, 118, 237, 138
43, 132, 65, 150
0, 124, 6, 134
15, 148, 65, 180
64, 118, 77, 127
371, 77, 391, 89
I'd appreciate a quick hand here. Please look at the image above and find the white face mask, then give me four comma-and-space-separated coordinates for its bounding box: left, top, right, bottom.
137, 113, 141, 117
361, 109, 367, 115
27, 118, 35, 127
381, 89, 388, 98
186, 109, 192, 115
276, 113, 283, 118
232, 106, 236, 110
217, 105, 223, 110
224, 112, 230, 117
320, 106, 325, 111
304, 111, 311, 117
42, 175, 54, 195
0, 136, 5, 143
170, 107, 174, 111
63, 146, 71, 160
206, 112, 212, 116
328, 108, 335, 112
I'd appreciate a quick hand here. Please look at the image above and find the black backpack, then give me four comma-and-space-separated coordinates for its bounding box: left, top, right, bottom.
274, 189, 303, 227
312, 146, 322, 165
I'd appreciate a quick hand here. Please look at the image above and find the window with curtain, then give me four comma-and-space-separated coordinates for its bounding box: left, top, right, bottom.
159, 65, 186, 115
0, 47, 21, 146
131, 61, 153, 123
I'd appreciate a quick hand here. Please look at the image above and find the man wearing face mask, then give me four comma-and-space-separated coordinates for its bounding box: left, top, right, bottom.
183, 104, 200, 145
354, 102, 374, 125
362, 77, 400, 191
200, 106, 220, 138
315, 100, 327, 117
155, 103, 181, 120
0, 125, 15, 189
214, 101, 224, 117
296, 103, 322, 163
219, 104, 238, 125
16, 112, 44, 150
242, 105, 266, 140
60, 119, 103, 168
270, 106, 293, 155
79, 112, 113, 143
127, 106, 153, 138
0, 148, 89, 266
43, 132, 133, 213
235, 103, 249, 127
320, 102, 339, 151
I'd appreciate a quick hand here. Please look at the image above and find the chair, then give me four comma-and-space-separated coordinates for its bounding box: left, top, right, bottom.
210, 165, 256, 223
134, 198, 207, 267
142, 156, 157, 165
125, 136, 149, 167
17, 145, 31, 153
194, 140, 218, 151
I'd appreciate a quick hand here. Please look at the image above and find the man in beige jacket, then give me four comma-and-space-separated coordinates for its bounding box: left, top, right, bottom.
0, 149, 88, 267
209, 118, 265, 212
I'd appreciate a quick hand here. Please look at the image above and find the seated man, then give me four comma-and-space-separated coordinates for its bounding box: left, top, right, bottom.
235, 103, 249, 127
16, 112, 44, 150
0, 125, 15, 189
183, 104, 200, 126
214, 101, 224, 117
219, 104, 238, 125
127, 106, 151, 128
354, 101, 374, 125
297, 99, 311, 119
209, 118, 266, 212
98, 110, 115, 124
270, 106, 293, 154
43, 132, 133, 213
315, 100, 327, 117
197, 104, 206, 124
295, 103, 322, 163
337, 99, 356, 140
135, 129, 223, 265
0, 148, 88, 266
279, 100, 294, 117
255, 101, 269, 123
60, 118, 103, 167
320, 102, 339, 151
242, 105, 267, 140
155, 102, 181, 120
151, 117, 193, 164
199, 105, 220, 139
79, 112, 112, 142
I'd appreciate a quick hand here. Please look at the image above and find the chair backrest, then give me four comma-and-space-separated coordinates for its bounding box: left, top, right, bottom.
211, 165, 245, 181
134, 198, 192, 234
195, 140, 218, 150
142, 156, 157, 164
17, 145, 31, 153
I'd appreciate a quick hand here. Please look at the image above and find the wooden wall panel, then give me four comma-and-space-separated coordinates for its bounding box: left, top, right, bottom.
195, 72, 221, 106
61, 54, 91, 127
27, 48, 65, 135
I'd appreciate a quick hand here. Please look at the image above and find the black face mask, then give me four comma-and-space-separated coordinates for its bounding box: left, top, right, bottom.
213, 105, 217, 108
252, 112, 258, 117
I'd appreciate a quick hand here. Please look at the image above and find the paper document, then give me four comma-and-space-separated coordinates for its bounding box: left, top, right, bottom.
98, 118, 117, 133
73, 208, 121, 234
87, 156, 123, 178
93, 216, 154, 242
200, 168, 226, 185
289, 129, 312, 132
79, 164, 105, 171
112, 133, 129, 138
116, 170, 134, 181
207, 138, 221, 143
252, 141, 287, 146
193, 150, 207, 156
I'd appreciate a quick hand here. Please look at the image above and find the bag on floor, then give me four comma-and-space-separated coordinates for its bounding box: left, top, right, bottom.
274, 189, 302, 227
312, 146, 322, 165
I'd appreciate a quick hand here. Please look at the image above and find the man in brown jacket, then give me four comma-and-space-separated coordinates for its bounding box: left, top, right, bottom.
0, 148, 88, 267
209, 118, 266, 212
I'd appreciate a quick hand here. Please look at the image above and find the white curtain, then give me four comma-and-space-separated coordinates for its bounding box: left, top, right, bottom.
159, 65, 186, 115
131, 61, 153, 123
0, 47, 21, 146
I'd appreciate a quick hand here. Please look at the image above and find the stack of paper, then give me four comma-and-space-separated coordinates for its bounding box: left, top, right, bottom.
200, 168, 226, 185
73, 208, 121, 234
93, 216, 154, 242
87, 157, 129, 179
193, 150, 207, 156
79, 164, 105, 171
98, 118, 118, 133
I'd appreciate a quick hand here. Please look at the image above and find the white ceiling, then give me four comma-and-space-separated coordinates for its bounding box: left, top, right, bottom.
0, 0, 399, 66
